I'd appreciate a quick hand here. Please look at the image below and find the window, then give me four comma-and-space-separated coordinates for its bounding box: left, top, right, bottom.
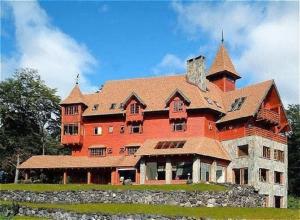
274, 196, 282, 208
172, 120, 186, 132
108, 126, 113, 133
259, 168, 269, 182
204, 97, 213, 105
89, 147, 106, 157
131, 123, 142, 133
172, 162, 192, 180
173, 100, 184, 112
120, 125, 125, 134
200, 163, 211, 182
130, 103, 139, 114
119, 103, 124, 109
110, 103, 117, 109
94, 127, 102, 135
274, 171, 283, 184
263, 195, 269, 207
126, 146, 139, 155
233, 168, 248, 185
92, 104, 99, 111
155, 141, 186, 149
64, 124, 78, 135
238, 145, 249, 157
263, 146, 271, 159
229, 97, 246, 111
274, 150, 284, 162
65, 105, 78, 115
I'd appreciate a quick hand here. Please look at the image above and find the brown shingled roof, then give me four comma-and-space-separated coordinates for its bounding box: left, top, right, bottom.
83, 75, 224, 116
207, 44, 240, 79
81, 75, 226, 116
218, 80, 274, 123
18, 155, 140, 169
135, 137, 230, 161
60, 84, 86, 105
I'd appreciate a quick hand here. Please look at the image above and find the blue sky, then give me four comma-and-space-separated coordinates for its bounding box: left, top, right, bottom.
1, 1, 299, 105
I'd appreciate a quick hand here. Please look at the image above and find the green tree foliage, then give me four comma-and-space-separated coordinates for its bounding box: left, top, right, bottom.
287, 104, 300, 196
0, 69, 69, 181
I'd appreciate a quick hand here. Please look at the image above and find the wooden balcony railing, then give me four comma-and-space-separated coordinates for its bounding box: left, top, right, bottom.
245, 126, 287, 144
61, 134, 83, 145
169, 111, 187, 120
257, 108, 279, 125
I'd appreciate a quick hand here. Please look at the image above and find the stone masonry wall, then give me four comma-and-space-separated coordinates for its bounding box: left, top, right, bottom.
222, 135, 288, 208
0, 184, 263, 208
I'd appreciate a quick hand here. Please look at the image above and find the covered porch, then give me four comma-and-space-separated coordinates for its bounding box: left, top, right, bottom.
18, 155, 140, 185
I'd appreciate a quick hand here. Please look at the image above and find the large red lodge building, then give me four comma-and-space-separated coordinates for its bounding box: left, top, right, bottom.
19, 42, 290, 208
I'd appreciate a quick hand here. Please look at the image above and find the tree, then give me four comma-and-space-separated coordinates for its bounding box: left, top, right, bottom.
0, 68, 69, 181
287, 104, 300, 196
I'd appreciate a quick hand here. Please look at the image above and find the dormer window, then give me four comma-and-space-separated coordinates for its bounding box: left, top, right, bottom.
173, 100, 184, 112
130, 103, 139, 114
119, 103, 124, 109
65, 105, 78, 115
92, 104, 99, 111
110, 103, 116, 109
229, 97, 246, 112
204, 97, 213, 105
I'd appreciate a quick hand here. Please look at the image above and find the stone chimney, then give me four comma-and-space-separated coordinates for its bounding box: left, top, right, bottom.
186, 55, 206, 91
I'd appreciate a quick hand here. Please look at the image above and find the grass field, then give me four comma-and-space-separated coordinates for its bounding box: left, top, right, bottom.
0, 201, 299, 219
0, 183, 226, 192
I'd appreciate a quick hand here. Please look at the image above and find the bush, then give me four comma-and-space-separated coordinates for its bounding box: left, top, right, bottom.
288, 196, 300, 209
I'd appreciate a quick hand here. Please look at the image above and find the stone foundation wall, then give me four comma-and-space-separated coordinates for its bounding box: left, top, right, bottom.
0, 184, 263, 208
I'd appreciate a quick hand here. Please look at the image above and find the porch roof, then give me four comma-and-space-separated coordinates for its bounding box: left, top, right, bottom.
135, 137, 230, 161
18, 155, 140, 169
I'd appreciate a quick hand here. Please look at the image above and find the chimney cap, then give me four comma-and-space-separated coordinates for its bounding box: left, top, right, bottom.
187, 55, 205, 63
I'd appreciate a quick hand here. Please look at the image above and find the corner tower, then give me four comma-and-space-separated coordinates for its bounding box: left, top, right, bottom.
207, 42, 240, 92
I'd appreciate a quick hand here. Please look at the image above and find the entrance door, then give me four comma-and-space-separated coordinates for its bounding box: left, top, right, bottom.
274, 196, 282, 208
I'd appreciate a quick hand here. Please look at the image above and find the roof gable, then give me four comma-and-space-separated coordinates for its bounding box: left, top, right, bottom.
123, 92, 146, 108
165, 89, 191, 107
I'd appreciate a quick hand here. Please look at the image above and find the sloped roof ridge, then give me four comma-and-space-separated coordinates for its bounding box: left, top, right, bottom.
105, 73, 186, 83
225, 79, 274, 94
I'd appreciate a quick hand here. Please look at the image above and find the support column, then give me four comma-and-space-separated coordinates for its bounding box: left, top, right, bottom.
165, 159, 172, 184
87, 170, 91, 184
24, 171, 29, 181
192, 157, 200, 183
111, 168, 116, 185
63, 170, 67, 184
211, 160, 217, 182
140, 159, 146, 184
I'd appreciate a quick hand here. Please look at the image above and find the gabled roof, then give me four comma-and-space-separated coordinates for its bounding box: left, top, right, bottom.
60, 84, 86, 105
207, 44, 240, 79
165, 89, 191, 106
218, 80, 274, 123
135, 137, 230, 161
123, 92, 146, 108
82, 75, 225, 116
18, 155, 140, 169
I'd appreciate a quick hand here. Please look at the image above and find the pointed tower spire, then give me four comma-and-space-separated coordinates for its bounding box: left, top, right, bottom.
60, 84, 86, 105
207, 43, 240, 79
206, 40, 241, 91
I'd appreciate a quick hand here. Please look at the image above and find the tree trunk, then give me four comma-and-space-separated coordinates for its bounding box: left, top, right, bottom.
14, 154, 20, 184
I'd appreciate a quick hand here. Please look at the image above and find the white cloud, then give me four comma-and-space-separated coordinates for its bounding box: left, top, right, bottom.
172, 1, 300, 105
1, 1, 97, 98
152, 53, 186, 75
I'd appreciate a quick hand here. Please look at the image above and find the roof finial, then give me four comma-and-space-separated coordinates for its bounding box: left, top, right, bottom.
76, 73, 79, 85
221, 29, 224, 44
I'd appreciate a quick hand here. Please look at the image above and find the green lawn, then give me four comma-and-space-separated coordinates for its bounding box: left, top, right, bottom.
0, 201, 299, 219
0, 183, 226, 192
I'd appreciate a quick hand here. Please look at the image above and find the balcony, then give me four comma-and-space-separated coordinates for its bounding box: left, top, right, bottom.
245, 126, 287, 144
61, 134, 83, 145
126, 113, 143, 122
169, 111, 187, 120
256, 108, 279, 125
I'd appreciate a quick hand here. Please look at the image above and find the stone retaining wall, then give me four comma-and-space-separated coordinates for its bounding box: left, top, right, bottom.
0, 205, 197, 220
0, 184, 263, 208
